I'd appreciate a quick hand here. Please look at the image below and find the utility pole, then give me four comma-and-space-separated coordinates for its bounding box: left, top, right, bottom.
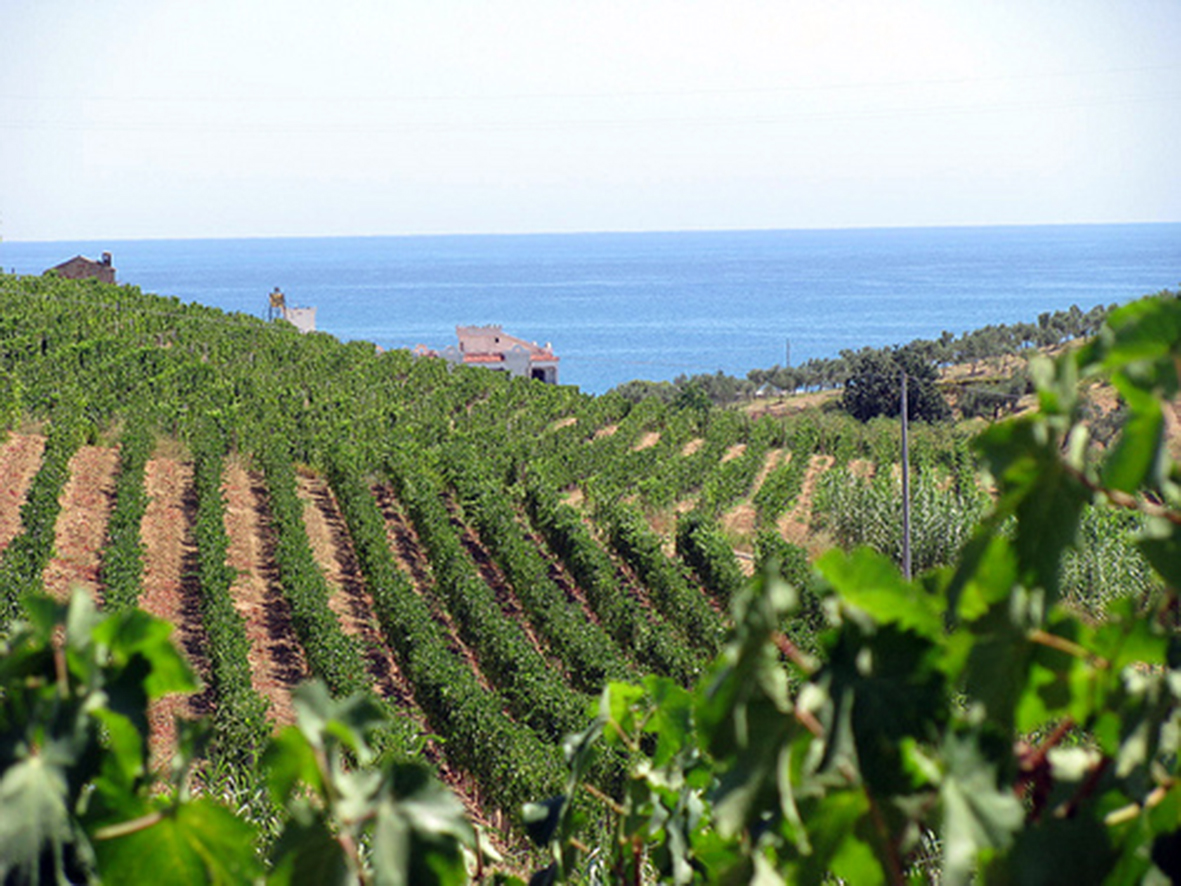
900, 368, 912, 580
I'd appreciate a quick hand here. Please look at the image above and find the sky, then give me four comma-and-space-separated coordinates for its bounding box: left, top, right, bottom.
1, 0, 1179, 241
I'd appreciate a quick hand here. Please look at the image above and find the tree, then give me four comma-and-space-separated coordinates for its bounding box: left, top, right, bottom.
840, 345, 950, 423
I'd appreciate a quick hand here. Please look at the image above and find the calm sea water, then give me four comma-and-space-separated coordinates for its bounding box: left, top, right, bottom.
3, 225, 1178, 394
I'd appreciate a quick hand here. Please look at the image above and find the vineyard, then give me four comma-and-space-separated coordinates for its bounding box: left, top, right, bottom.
1, 272, 1179, 884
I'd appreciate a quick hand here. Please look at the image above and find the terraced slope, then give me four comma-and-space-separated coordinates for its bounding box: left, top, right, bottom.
0, 420, 842, 818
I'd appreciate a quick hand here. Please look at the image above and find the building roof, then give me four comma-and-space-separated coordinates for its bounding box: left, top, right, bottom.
455, 325, 558, 363
47, 253, 116, 283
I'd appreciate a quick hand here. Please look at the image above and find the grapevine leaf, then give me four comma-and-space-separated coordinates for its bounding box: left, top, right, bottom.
815, 623, 946, 795
974, 419, 1090, 602
1081, 295, 1181, 393
97, 607, 198, 699
945, 528, 1019, 624
0, 756, 79, 884
370, 774, 471, 886
267, 805, 350, 886
1138, 517, 1181, 592
940, 730, 1024, 886
523, 797, 566, 847
264, 726, 324, 805
990, 815, 1116, 886
291, 680, 386, 765
795, 791, 880, 886
961, 591, 1040, 733
1103, 381, 1165, 493
96, 798, 262, 884
640, 676, 694, 767
816, 547, 942, 640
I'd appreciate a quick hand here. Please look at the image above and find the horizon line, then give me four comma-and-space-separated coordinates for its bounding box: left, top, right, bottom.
3, 218, 1180, 245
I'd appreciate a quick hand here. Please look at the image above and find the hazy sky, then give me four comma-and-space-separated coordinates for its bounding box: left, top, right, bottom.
2, 1, 1179, 241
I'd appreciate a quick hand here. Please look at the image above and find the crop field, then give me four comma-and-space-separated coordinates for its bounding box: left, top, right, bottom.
2, 273, 1174, 884
0, 273, 988, 815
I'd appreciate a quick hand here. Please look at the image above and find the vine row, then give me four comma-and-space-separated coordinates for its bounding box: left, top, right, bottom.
0, 414, 82, 623
385, 449, 587, 742
523, 478, 702, 685
324, 448, 560, 812
443, 444, 631, 693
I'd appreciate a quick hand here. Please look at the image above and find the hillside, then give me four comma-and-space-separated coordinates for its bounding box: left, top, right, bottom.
2, 273, 1178, 883
0, 274, 971, 810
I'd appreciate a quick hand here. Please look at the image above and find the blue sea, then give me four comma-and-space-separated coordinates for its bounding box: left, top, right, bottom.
3, 224, 1178, 394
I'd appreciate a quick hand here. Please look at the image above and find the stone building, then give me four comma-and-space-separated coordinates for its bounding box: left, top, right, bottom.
47, 253, 116, 284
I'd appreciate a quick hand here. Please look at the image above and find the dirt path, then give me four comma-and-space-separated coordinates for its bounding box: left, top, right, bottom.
369, 484, 517, 837
633, 431, 661, 452
296, 474, 415, 709
779, 454, 835, 549
221, 460, 310, 727
721, 443, 746, 463
444, 496, 552, 664
42, 445, 119, 604
0, 433, 45, 555
139, 457, 215, 769
518, 517, 603, 629
721, 448, 784, 544
372, 484, 498, 695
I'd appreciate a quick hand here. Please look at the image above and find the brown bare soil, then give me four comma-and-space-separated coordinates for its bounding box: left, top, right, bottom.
0, 433, 45, 555
139, 456, 215, 770
682, 438, 704, 457
369, 484, 518, 838
633, 431, 661, 452
721, 449, 784, 544
444, 496, 552, 666
221, 459, 310, 727
848, 458, 876, 481
295, 475, 415, 709
549, 416, 577, 431
721, 443, 746, 463
594, 423, 619, 439
372, 484, 498, 695
518, 516, 604, 630
42, 446, 119, 604
779, 454, 835, 551
746, 389, 840, 419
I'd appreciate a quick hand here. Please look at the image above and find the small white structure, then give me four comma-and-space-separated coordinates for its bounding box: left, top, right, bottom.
434, 325, 559, 383
268, 287, 317, 334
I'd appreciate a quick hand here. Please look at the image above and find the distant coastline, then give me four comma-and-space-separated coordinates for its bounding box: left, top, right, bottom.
3, 222, 1178, 394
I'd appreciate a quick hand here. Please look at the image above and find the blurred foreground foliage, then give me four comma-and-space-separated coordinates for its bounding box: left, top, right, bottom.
521, 292, 1181, 885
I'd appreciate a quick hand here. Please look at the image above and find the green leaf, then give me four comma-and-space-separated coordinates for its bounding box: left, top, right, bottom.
92, 608, 198, 699
267, 805, 351, 886
795, 791, 879, 886
817, 547, 942, 640
264, 726, 323, 805
95, 798, 262, 884
997, 815, 1116, 885
523, 797, 566, 848
291, 680, 386, 764
940, 730, 1025, 886
1103, 382, 1165, 493
371, 777, 470, 886
944, 529, 1019, 624
640, 676, 694, 768
92, 707, 146, 792
0, 755, 79, 884
1138, 517, 1181, 591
